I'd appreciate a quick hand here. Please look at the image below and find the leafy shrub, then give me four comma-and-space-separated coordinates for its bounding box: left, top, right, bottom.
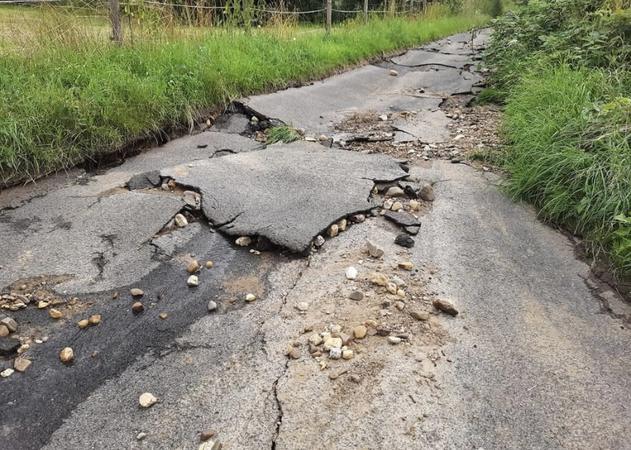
485, 0, 631, 96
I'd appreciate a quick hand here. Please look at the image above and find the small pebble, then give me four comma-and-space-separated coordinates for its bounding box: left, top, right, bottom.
388, 336, 402, 345
314, 235, 325, 247
174, 213, 188, 227
136, 432, 147, 441
348, 290, 364, 301
308, 334, 323, 346
159, 312, 168, 320
295, 302, 309, 312
345, 266, 358, 280
395, 234, 415, 248
13, 357, 31, 372
287, 347, 301, 359
187, 275, 199, 287
410, 310, 430, 321
328, 224, 339, 238
398, 261, 414, 271
49, 308, 63, 319
200, 431, 215, 442
433, 298, 459, 316
78, 319, 90, 329
245, 293, 256, 302
329, 348, 342, 359
187, 260, 200, 274
342, 349, 354, 360
88, 314, 101, 325
139, 392, 158, 408
235, 236, 252, 247
59, 347, 74, 364
205, 261, 214, 269
207, 300, 218, 312
130, 288, 144, 297
132, 302, 144, 314
353, 325, 367, 339
1, 368, 14, 378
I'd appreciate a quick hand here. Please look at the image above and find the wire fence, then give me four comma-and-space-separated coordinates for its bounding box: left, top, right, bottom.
0, 0, 435, 45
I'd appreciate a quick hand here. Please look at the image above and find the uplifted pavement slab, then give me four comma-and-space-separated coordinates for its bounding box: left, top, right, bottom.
244, 65, 441, 133
161, 142, 408, 252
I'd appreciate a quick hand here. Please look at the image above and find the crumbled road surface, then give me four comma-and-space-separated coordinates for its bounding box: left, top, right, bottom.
1, 30, 630, 450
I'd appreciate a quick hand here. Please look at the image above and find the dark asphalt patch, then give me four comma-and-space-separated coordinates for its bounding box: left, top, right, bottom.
0, 224, 285, 450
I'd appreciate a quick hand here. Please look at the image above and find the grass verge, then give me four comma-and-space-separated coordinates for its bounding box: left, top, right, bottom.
485, 0, 631, 279
0, 10, 489, 186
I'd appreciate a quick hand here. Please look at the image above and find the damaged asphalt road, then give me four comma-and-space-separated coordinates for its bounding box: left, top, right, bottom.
2, 28, 631, 450
161, 143, 408, 252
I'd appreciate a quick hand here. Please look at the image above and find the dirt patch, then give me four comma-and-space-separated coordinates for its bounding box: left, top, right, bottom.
333, 96, 503, 167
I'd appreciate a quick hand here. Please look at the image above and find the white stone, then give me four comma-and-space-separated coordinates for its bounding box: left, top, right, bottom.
235, 236, 252, 247
187, 275, 199, 287
345, 266, 358, 280
139, 392, 158, 408
323, 337, 343, 351
174, 213, 188, 228
329, 348, 342, 359
308, 334, 323, 346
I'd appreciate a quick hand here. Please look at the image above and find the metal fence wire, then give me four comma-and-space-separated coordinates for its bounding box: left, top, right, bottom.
0, 0, 433, 43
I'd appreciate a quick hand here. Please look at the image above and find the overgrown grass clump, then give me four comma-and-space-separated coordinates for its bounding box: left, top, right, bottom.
0, 11, 489, 185
484, 0, 631, 276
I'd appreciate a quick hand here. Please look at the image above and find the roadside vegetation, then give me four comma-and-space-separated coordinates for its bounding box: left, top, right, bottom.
0, 1, 493, 186
483, 0, 631, 277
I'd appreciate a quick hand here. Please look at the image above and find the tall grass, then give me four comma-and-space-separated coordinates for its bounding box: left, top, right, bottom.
0, 7, 489, 185
503, 66, 631, 274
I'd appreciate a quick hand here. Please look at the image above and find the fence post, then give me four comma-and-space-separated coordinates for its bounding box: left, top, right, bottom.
325, 0, 332, 35
364, 0, 368, 23
110, 0, 122, 43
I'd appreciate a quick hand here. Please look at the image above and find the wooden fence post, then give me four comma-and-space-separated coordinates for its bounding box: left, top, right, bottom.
325, 0, 332, 35
110, 0, 122, 43
364, 0, 368, 23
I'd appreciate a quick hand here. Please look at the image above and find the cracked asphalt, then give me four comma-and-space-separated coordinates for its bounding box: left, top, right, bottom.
2, 29, 631, 450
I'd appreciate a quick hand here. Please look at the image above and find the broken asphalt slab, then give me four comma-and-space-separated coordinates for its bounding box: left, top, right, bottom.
243, 65, 442, 134
162, 142, 409, 253
0, 131, 261, 294
243, 30, 487, 144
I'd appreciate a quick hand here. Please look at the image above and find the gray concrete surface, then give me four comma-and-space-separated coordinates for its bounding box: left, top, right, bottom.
161, 142, 408, 252
411, 161, 631, 448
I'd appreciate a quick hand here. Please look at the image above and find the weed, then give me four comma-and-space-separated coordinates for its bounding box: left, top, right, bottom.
266, 126, 301, 144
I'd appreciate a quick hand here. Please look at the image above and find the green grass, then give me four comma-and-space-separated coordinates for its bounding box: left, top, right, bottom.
0, 10, 489, 185
502, 65, 631, 274
266, 126, 301, 145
